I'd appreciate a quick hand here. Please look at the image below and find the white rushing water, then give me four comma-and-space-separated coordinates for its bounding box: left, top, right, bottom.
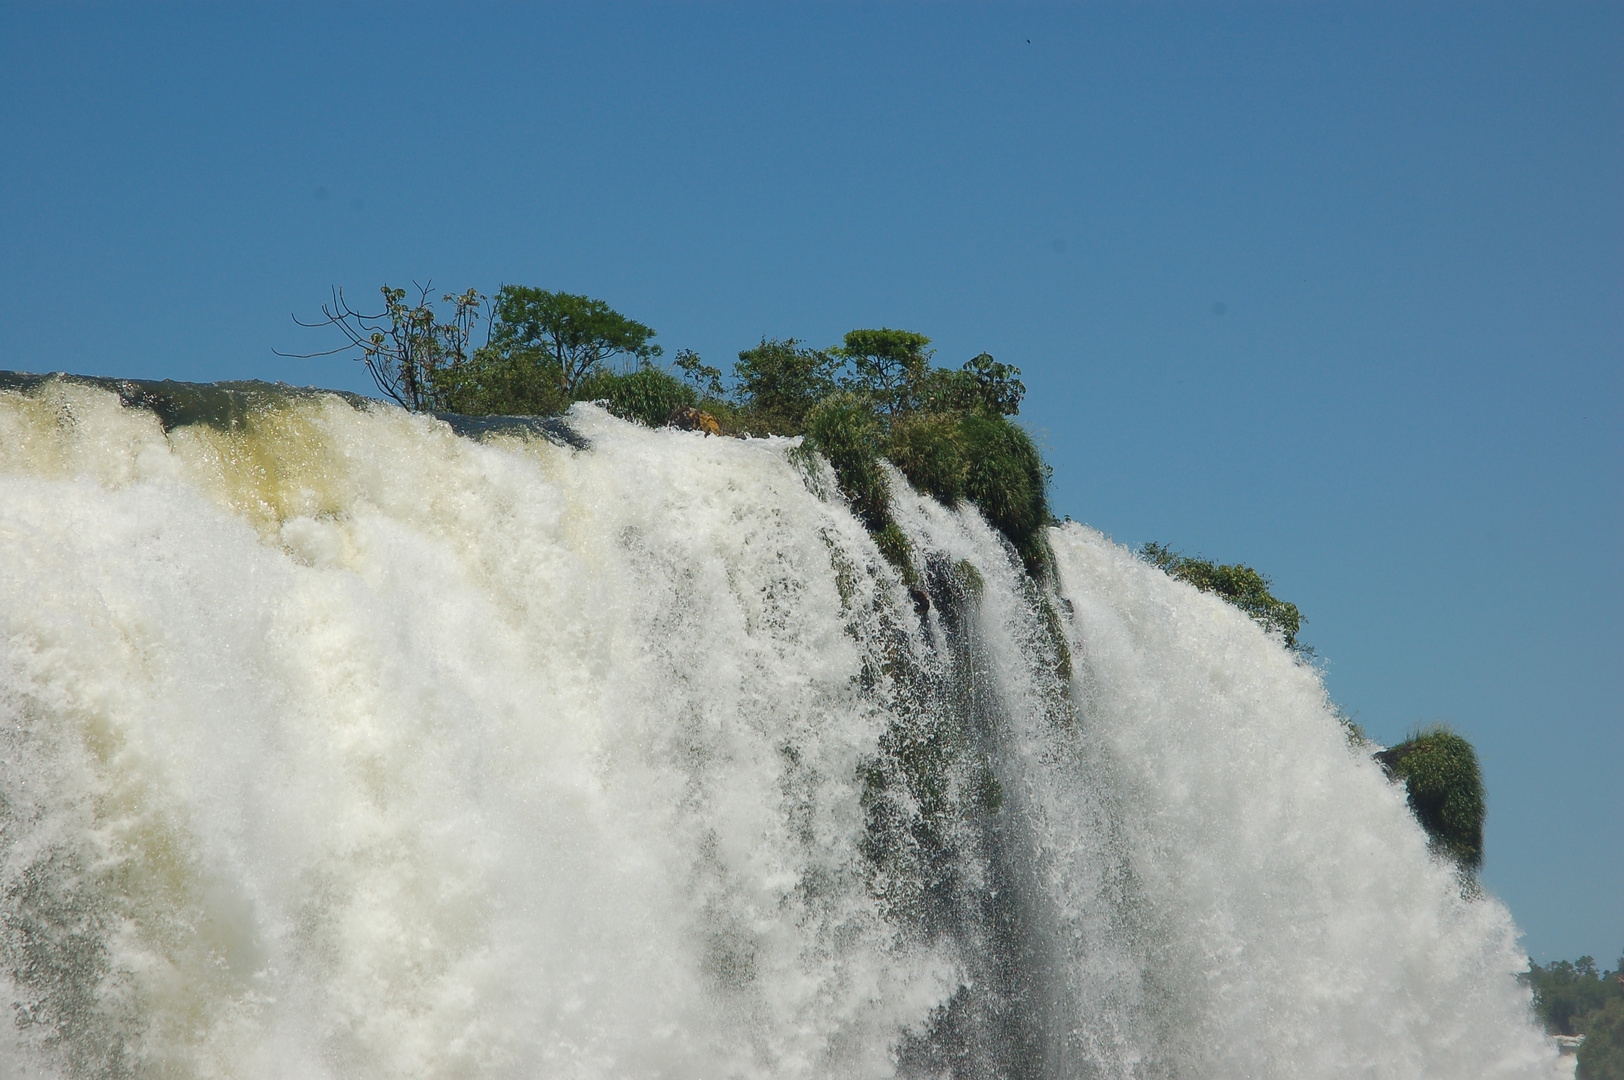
0, 377, 1555, 1078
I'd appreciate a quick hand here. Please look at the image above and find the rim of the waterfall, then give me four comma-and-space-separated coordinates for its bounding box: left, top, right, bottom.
0, 368, 371, 430
0, 368, 590, 448
0, 364, 1052, 579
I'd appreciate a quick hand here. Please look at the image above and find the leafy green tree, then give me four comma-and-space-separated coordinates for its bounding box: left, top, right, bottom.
486, 287, 661, 394
836, 328, 934, 415
733, 338, 843, 432
282, 283, 484, 412
672, 348, 726, 400
1374, 726, 1486, 871
1580, 996, 1624, 1079
917, 353, 1027, 417
961, 352, 1026, 416
1138, 543, 1305, 650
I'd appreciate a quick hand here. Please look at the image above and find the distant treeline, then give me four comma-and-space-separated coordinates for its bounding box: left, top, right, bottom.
1524, 955, 1624, 1079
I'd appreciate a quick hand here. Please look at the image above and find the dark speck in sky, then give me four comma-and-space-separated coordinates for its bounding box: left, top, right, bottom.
1212, 301, 1227, 315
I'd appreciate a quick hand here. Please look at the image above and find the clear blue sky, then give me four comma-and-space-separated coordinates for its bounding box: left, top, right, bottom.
2, 2, 1618, 964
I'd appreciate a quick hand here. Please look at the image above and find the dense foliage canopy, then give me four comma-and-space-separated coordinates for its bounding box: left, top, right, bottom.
1580, 998, 1624, 1079
731, 331, 1051, 576
484, 287, 662, 395
1523, 955, 1624, 1079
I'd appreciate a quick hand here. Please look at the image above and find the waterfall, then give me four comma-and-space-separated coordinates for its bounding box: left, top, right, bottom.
0, 375, 1556, 1078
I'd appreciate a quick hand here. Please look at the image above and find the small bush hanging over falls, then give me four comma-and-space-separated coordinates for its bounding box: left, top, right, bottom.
1375, 726, 1487, 872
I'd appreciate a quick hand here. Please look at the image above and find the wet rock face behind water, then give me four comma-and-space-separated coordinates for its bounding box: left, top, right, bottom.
0, 374, 1554, 1079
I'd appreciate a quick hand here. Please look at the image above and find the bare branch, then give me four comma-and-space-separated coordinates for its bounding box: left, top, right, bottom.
272, 344, 361, 359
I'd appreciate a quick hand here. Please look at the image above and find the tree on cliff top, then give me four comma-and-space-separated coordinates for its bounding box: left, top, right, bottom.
1526, 955, 1624, 1037
280, 283, 484, 412
487, 287, 661, 394
834, 328, 934, 415
732, 338, 843, 433
1579, 996, 1624, 1079
285, 284, 665, 414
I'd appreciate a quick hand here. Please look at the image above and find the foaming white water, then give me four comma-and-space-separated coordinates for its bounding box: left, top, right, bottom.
0, 378, 1554, 1078
1045, 530, 1552, 1077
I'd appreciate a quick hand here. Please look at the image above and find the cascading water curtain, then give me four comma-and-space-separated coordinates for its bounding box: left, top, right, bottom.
0, 376, 1556, 1079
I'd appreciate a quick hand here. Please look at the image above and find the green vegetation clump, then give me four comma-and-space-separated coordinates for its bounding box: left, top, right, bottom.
1580, 997, 1624, 1079
887, 412, 968, 503
731, 338, 842, 433
1525, 955, 1624, 1037
1522, 954, 1624, 1078
734, 334, 1038, 568
804, 392, 890, 531
885, 410, 1051, 572
958, 414, 1051, 574
1138, 542, 1303, 649
283, 283, 662, 417
1374, 726, 1485, 871
434, 343, 570, 416
292, 287, 1057, 575
576, 366, 696, 428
